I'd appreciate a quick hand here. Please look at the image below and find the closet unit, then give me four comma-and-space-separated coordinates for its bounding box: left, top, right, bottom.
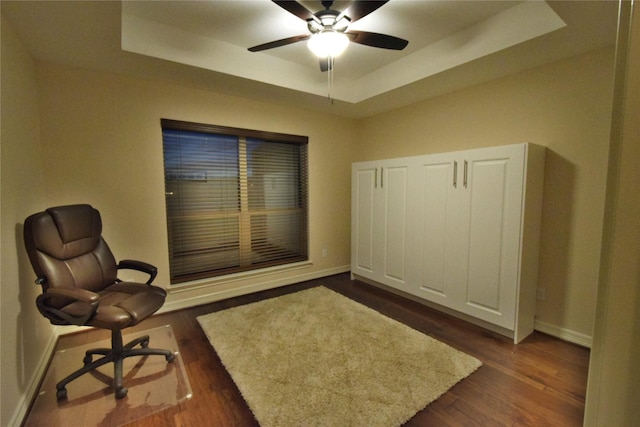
351, 143, 545, 343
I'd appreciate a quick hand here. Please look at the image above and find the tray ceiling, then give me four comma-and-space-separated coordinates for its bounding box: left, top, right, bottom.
2, 1, 619, 118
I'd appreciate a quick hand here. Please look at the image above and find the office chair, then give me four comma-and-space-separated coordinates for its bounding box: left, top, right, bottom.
23, 204, 175, 399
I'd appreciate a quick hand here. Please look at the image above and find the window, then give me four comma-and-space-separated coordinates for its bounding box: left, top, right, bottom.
161, 119, 309, 284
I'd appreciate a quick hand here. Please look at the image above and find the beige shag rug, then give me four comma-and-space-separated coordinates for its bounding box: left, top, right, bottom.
197, 286, 481, 426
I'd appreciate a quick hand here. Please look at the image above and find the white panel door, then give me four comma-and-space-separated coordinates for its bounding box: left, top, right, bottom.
351, 161, 378, 279
457, 145, 525, 328
410, 153, 460, 306
378, 159, 410, 289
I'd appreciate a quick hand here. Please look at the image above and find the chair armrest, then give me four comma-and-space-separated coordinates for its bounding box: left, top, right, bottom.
117, 259, 158, 284
45, 287, 100, 303
36, 288, 100, 326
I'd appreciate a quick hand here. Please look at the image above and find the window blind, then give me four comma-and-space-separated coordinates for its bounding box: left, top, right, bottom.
161, 119, 308, 283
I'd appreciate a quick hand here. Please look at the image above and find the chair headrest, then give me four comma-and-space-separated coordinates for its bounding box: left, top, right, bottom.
46, 204, 100, 244
27, 204, 103, 260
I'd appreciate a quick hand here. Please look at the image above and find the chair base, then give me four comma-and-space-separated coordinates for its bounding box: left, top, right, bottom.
56, 329, 175, 400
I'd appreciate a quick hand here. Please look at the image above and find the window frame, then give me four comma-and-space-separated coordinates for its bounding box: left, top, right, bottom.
161, 118, 309, 284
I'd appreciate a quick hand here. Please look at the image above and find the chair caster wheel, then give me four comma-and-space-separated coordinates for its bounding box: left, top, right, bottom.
115, 387, 128, 399
56, 388, 67, 400
166, 352, 176, 363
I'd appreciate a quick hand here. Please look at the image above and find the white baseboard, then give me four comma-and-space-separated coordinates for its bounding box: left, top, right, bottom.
9, 328, 59, 427
534, 319, 592, 348
355, 274, 593, 348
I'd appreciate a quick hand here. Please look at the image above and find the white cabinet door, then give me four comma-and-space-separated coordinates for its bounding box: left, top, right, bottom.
351, 161, 377, 279
377, 158, 410, 289
351, 158, 410, 290
456, 144, 525, 329
410, 152, 461, 307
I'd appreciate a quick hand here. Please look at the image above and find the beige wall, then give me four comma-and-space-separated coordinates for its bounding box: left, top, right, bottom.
358, 47, 615, 342
36, 63, 356, 308
1, 17, 55, 427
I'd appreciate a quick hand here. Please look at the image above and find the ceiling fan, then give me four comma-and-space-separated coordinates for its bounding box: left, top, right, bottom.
248, 0, 409, 71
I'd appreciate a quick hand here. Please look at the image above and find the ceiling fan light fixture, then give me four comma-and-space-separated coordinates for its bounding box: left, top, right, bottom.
307, 30, 349, 58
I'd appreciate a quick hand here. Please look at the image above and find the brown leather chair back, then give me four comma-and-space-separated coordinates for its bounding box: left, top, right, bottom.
24, 204, 118, 308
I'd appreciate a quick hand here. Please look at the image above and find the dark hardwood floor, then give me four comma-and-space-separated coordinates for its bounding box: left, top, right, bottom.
47, 273, 590, 426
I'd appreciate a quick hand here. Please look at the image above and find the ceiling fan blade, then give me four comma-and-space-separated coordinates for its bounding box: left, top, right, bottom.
272, 1, 320, 23
347, 30, 408, 50
338, 1, 389, 23
248, 34, 310, 52
319, 58, 333, 72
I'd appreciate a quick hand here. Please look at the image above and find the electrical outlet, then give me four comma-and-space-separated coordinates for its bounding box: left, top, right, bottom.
322, 248, 327, 258
537, 288, 546, 301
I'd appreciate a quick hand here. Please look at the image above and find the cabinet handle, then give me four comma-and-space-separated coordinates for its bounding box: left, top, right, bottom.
453, 161, 458, 188
464, 160, 468, 188
381, 167, 384, 188
375, 168, 378, 188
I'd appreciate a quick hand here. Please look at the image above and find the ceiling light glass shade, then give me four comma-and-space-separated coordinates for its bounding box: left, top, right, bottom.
307, 31, 349, 58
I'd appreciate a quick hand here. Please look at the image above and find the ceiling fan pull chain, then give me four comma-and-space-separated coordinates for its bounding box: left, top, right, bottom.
328, 56, 334, 104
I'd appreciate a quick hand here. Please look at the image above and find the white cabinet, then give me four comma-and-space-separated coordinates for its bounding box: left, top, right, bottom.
351, 158, 411, 291
352, 143, 545, 343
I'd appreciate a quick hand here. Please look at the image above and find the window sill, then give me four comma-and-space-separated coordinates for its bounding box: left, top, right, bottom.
167, 260, 313, 295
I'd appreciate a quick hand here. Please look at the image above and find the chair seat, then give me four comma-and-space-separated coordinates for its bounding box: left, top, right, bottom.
89, 283, 167, 330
